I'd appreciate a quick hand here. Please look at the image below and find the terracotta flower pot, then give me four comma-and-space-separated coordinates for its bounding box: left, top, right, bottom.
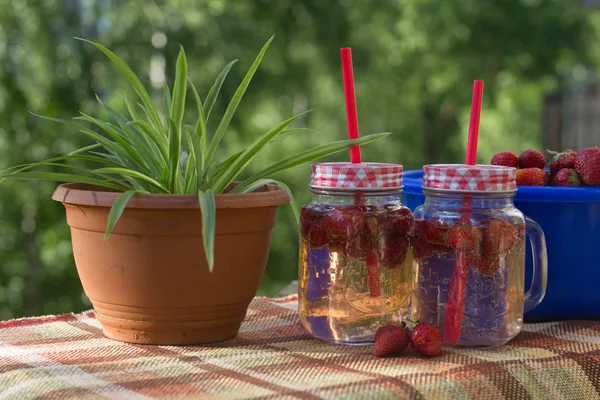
52, 182, 290, 345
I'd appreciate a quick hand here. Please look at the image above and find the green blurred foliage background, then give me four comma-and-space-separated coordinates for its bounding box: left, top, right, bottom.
0, 0, 595, 318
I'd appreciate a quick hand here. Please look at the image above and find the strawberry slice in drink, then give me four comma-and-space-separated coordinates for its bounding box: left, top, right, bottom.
377, 234, 410, 269
413, 220, 451, 260
481, 218, 522, 256
326, 205, 370, 256
300, 207, 328, 248
445, 224, 482, 254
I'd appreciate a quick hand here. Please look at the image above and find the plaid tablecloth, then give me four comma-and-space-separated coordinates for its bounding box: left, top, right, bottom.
1, 295, 599, 400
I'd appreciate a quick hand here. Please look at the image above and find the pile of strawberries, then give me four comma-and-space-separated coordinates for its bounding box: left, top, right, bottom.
373, 321, 443, 358
413, 218, 522, 276
490, 147, 600, 187
300, 205, 414, 268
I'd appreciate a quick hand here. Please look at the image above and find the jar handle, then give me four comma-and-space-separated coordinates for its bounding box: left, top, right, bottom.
524, 217, 548, 312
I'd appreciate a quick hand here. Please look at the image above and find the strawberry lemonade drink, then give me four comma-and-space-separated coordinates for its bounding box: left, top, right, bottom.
412, 165, 548, 348
299, 163, 413, 344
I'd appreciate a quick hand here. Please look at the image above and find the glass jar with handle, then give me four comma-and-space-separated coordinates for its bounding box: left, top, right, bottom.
298, 162, 413, 345
412, 164, 548, 348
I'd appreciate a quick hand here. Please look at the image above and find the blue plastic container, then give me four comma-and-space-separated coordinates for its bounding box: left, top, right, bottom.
403, 169, 600, 321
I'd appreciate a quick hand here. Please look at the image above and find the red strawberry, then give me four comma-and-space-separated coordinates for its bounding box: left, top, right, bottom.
346, 229, 372, 258
467, 253, 501, 276
481, 218, 521, 256
373, 325, 410, 357
300, 207, 317, 238
551, 168, 581, 187
548, 149, 577, 177
516, 168, 546, 186
326, 206, 368, 254
518, 149, 546, 169
308, 221, 328, 248
490, 152, 519, 168
445, 224, 482, 253
300, 208, 327, 248
384, 206, 415, 236
415, 220, 448, 245
574, 147, 600, 186
414, 220, 450, 260
409, 322, 443, 357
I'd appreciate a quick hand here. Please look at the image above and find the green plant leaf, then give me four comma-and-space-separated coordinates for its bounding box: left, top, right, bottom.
170, 47, 188, 130
75, 113, 149, 173
0, 171, 129, 191
168, 118, 181, 193
184, 153, 196, 194
237, 179, 299, 222
270, 128, 321, 142
94, 167, 169, 193
187, 77, 207, 173
163, 83, 171, 135
212, 111, 309, 193
123, 96, 140, 121
77, 38, 164, 136
132, 120, 169, 162
205, 36, 274, 168
0, 154, 121, 177
104, 190, 143, 239
198, 190, 216, 272
233, 133, 391, 193
203, 59, 237, 123
201, 162, 218, 190
214, 149, 244, 177
68, 143, 103, 155
184, 125, 203, 192
92, 96, 166, 175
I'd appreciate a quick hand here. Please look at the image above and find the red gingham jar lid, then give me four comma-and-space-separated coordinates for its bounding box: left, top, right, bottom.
422, 164, 517, 193
310, 162, 403, 191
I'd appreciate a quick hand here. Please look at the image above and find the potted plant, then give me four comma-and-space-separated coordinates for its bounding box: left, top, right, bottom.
1, 36, 388, 344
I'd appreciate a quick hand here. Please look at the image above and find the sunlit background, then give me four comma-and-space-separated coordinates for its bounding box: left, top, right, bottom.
0, 0, 598, 318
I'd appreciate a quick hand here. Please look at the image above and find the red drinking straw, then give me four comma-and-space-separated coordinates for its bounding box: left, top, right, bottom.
444, 80, 484, 344
341, 48, 362, 164
340, 48, 379, 297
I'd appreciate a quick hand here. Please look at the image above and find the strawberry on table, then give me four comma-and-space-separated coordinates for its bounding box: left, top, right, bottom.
574, 147, 600, 186
373, 325, 410, 357
551, 168, 581, 187
409, 321, 443, 357
516, 168, 546, 186
518, 149, 546, 169
490, 152, 519, 168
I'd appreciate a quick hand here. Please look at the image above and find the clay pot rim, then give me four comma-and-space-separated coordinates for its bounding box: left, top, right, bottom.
52, 182, 290, 209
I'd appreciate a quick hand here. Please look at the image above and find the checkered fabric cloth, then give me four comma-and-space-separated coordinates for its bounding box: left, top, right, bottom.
1, 295, 599, 399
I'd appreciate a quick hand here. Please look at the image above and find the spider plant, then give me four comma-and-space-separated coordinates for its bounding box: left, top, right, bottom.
1, 36, 390, 271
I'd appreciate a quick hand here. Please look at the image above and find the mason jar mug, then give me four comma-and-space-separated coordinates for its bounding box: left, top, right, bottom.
298, 162, 414, 345
412, 164, 548, 348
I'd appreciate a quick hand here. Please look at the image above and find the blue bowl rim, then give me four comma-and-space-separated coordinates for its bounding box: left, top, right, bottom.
403, 169, 600, 202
